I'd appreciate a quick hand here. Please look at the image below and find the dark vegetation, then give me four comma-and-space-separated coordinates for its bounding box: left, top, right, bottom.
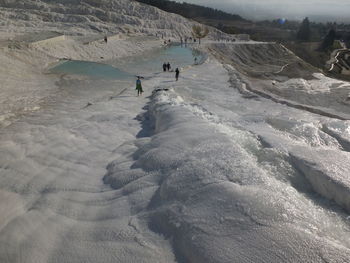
134, 0, 244, 21
296, 18, 311, 41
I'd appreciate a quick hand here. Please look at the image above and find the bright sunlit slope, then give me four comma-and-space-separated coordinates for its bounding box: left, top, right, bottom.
0, 0, 229, 38
104, 58, 350, 262
0, 0, 235, 127
0, 0, 349, 262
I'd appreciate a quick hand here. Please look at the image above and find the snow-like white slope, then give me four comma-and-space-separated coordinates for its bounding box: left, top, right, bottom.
167, 56, 350, 215
0, 74, 177, 262
0, 0, 229, 39
208, 42, 350, 119
323, 120, 350, 150
0, 0, 238, 126
0, 45, 58, 127
290, 148, 350, 212
0, 1, 349, 261
104, 58, 350, 261
0, 46, 349, 261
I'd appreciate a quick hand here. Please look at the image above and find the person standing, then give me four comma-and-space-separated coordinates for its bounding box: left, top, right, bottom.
175, 68, 180, 81
163, 62, 167, 72
136, 76, 143, 96
166, 62, 171, 71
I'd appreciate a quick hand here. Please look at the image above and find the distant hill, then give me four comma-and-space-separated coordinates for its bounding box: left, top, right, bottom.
134, 0, 245, 22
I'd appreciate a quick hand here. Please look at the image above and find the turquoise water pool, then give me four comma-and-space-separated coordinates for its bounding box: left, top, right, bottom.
50, 60, 133, 80
110, 45, 204, 76
50, 46, 204, 80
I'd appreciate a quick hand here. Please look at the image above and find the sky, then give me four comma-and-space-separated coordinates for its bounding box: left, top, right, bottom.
175, 0, 350, 22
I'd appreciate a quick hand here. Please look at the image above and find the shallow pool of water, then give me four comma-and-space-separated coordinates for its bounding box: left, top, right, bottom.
110, 45, 204, 76
50, 46, 204, 80
50, 60, 133, 80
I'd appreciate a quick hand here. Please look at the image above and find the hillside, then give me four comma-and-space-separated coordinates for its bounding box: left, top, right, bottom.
135, 0, 245, 22
0, 1, 350, 263
0, 0, 229, 39
0, 0, 237, 126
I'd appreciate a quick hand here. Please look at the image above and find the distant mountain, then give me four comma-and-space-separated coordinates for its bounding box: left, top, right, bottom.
134, 0, 245, 21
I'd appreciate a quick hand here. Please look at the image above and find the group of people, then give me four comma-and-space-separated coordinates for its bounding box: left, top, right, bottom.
180, 37, 197, 46
163, 62, 171, 72
163, 62, 180, 81
135, 63, 181, 96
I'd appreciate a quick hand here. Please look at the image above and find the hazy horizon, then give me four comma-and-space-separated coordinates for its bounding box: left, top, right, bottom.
175, 0, 350, 23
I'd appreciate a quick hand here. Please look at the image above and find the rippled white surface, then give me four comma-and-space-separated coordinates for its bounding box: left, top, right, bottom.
0, 53, 350, 262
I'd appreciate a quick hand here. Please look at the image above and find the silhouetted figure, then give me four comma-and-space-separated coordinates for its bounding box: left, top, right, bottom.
104, 36, 108, 43
136, 76, 143, 96
175, 68, 180, 81
166, 62, 171, 71
163, 63, 167, 72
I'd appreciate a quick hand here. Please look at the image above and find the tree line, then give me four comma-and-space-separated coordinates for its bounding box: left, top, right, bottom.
296, 17, 350, 50
134, 0, 244, 21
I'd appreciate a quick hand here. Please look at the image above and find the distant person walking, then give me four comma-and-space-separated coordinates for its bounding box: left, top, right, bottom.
104, 36, 108, 43
175, 68, 180, 81
136, 76, 143, 96
163, 62, 167, 72
166, 62, 171, 71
